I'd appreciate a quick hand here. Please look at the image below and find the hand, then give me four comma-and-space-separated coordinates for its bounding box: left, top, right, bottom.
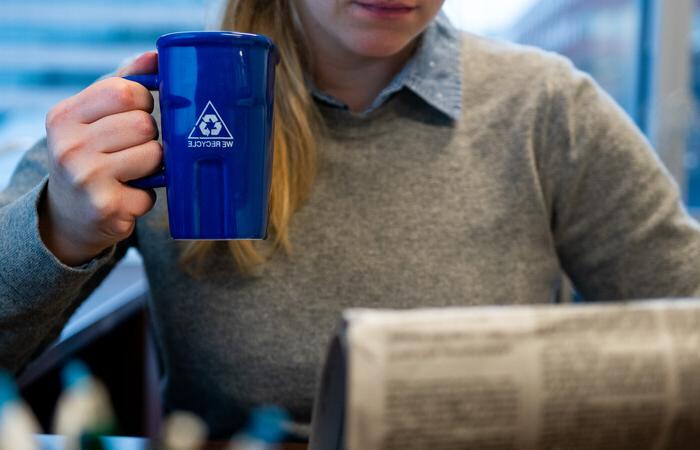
39, 52, 162, 266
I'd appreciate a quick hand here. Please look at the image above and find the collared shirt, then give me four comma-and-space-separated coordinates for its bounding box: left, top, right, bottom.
309, 12, 463, 121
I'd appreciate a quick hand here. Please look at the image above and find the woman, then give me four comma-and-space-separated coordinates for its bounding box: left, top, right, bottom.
1, 0, 699, 439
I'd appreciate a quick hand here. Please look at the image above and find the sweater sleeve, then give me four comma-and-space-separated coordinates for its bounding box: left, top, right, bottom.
0, 138, 131, 373
543, 58, 700, 301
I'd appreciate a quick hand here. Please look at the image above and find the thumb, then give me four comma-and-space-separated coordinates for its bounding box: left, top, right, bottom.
116, 51, 158, 76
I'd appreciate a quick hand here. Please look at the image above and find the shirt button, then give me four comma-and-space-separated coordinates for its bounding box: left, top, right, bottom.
429, 60, 436, 68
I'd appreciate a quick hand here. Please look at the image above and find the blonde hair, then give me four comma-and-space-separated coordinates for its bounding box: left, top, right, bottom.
180, 0, 321, 275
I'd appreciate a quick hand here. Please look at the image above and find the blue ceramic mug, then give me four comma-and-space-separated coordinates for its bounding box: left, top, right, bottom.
125, 31, 278, 240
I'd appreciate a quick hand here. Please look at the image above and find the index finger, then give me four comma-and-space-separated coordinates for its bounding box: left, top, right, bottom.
65, 76, 154, 124
116, 51, 158, 77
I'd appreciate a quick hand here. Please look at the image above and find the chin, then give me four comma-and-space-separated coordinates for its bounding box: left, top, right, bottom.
345, 33, 415, 58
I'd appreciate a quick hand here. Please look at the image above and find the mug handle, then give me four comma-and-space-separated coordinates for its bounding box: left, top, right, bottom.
123, 74, 167, 189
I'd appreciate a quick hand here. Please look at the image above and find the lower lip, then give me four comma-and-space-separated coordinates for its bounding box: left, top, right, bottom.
352, 2, 417, 19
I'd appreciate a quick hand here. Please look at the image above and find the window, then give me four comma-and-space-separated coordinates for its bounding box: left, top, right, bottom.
503, 0, 644, 122
0, 0, 212, 189
448, 1, 698, 215
688, 0, 700, 209
446, 0, 644, 121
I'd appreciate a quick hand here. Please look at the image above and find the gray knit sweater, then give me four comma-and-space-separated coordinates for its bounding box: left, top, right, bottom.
2, 21, 700, 436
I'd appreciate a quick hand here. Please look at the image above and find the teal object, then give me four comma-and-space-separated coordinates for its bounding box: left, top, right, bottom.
125, 31, 279, 240
246, 406, 289, 444
0, 371, 19, 407
61, 360, 91, 389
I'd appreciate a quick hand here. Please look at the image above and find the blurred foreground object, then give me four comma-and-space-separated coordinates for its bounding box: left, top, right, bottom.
162, 410, 208, 450
228, 406, 290, 450
0, 371, 40, 450
53, 361, 116, 450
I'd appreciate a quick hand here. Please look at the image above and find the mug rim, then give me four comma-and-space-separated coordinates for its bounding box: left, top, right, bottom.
157, 31, 274, 49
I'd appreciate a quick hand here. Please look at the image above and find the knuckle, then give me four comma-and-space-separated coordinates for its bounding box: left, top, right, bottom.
91, 193, 119, 221
131, 206, 149, 220
111, 219, 134, 237
70, 164, 103, 189
132, 110, 156, 138
45, 101, 70, 128
108, 78, 138, 108
146, 141, 163, 162
52, 138, 83, 168
134, 192, 156, 217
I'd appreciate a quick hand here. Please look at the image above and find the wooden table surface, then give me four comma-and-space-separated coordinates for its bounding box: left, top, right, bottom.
36, 435, 308, 449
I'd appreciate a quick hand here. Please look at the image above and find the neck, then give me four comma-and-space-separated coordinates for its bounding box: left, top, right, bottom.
310, 40, 417, 114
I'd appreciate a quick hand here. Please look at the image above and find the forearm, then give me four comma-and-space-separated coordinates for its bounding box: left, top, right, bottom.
0, 179, 118, 372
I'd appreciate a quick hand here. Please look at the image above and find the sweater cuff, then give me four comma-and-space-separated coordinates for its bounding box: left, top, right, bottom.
0, 177, 116, 303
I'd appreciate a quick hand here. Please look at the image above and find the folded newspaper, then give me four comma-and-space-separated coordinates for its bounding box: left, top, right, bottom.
309, 300, 700, 450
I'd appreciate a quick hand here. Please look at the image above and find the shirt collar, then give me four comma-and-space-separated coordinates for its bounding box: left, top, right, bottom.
310, 12, 463, 121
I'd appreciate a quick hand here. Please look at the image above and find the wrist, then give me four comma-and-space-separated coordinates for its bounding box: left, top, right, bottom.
38, 185, 108, 267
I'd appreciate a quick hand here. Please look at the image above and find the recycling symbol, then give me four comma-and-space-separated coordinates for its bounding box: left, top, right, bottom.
187, 101, 234, 140
199, 114, 223, 136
